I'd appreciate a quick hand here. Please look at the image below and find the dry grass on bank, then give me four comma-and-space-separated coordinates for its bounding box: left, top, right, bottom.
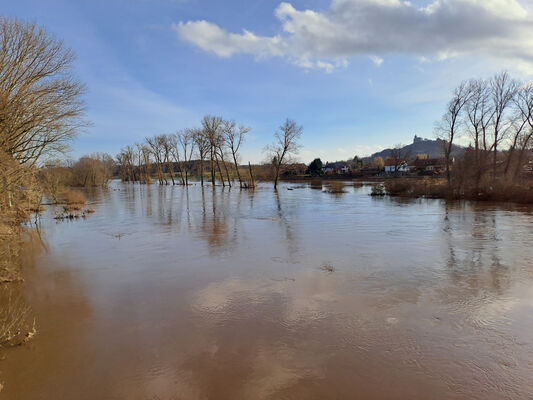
0, 153, 40, 284
384, 178, 449, 198
0, 225, 23, 284
465, 181, 533, 203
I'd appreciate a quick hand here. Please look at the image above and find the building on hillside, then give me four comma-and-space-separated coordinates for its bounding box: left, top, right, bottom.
413, 135, 429, 143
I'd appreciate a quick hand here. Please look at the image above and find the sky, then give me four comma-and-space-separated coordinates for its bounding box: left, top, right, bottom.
3, 0, 533, 163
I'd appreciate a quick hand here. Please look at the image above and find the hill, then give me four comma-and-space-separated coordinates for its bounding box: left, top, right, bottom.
368, 136, 463, 160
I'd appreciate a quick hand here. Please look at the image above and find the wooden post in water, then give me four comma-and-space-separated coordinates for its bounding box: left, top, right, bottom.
248, 162, 255, 188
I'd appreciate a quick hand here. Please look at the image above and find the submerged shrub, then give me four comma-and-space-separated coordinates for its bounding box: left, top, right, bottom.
62, 189, 86, 205
370, 183, 386, 196
325, 181, 346, 194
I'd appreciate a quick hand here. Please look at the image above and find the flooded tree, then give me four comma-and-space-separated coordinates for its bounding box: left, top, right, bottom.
117, 146, 137, 182
168, 134, 186, 185
136, 143, 152, 184
201, 116, 224, 186
193, 129, 210, 186
178, 129, 195, 185
159, 135, 176, 186
146, 135, 167, 185
71, 154, 114, 187
223, 120, 250, 188
266, 119, 303, 189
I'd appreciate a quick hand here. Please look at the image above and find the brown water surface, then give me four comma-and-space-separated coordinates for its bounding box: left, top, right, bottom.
2, 181, 533, 399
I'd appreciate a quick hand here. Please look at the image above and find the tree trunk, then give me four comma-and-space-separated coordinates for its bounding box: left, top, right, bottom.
445, 140, 453, 186
166, 158, 175, 185
232, 153, 242, 188
493, 144, 497, 180
274, 163, 281, 189
219, 152, 232, 187
200, 157, 204, 186
214, 154, 225, 186
210, 150, 216, 186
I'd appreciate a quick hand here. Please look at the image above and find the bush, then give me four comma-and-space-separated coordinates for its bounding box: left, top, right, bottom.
370, 183, 386, 196
71, 154, 114, 187
38, 166, 73, 203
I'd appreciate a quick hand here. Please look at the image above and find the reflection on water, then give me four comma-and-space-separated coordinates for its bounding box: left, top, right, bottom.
2, 181, 533, 399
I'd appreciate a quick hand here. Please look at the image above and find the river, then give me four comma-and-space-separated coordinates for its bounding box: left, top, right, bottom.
2, 181, 533, 399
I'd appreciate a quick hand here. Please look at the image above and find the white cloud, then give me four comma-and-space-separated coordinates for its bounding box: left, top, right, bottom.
369, 56, 384, 67
173, 0, 533, 72
173, 20, 285, 58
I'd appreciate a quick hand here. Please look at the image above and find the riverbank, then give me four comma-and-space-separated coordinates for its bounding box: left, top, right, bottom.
369, 177, 533, 204
281, 174, 533, 204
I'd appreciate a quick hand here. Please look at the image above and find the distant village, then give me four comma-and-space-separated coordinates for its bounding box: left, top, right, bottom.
302, 136, 448, 178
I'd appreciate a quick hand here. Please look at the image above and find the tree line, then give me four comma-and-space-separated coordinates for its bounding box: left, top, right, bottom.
438, 72, 533, 187
116, 117, 303, 189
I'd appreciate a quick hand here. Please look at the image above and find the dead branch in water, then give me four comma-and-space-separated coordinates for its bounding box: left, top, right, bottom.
0, 286, 36, 348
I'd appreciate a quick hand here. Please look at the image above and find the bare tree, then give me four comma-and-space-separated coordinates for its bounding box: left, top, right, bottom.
71, 153, 113, 187
193, 128, 210, 186
0, 17, 86, 166
145, 135, 167, 185
178, 129, 195, 185
265, 119, 303, 189
117, 145, 137, 182
160, 134, 176, 185
137, 143, 153, 184
489, 72, 518, 179
201, 116, 224, 186
168, 134, 186, 185
436, 81, 471, 185
215, 138, 232, 187
465, 78, 493, 180
508, 83, 533, 179
223, 120, 250, 188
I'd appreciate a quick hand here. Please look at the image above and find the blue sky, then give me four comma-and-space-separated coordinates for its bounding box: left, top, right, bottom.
4, 0, 533, 163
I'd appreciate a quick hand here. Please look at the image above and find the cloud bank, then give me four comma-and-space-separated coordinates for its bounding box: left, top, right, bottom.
173, 0, 533, 72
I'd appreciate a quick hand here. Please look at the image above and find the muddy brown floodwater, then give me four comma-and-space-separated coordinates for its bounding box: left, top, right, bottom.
2, 181, 533, 400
